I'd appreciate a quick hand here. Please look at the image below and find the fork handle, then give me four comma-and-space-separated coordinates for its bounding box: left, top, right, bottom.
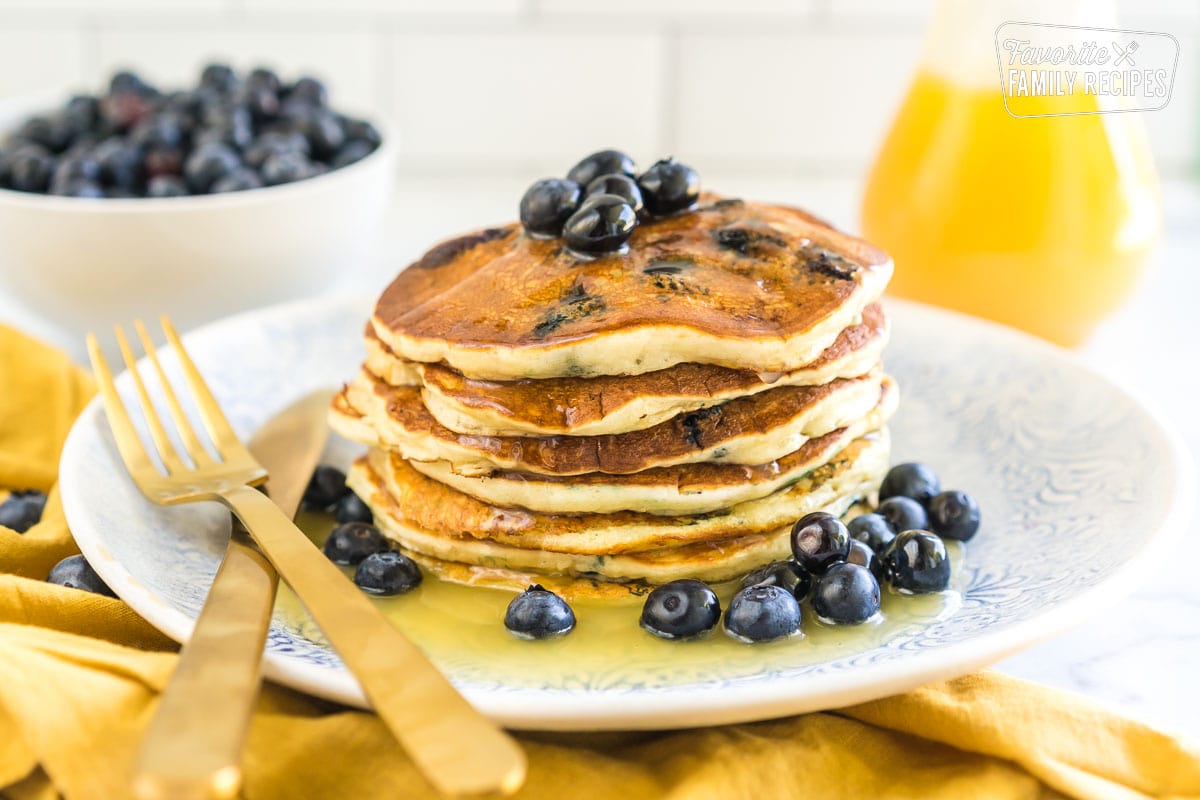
132, 532, 277, 800
220, 485, 527, 798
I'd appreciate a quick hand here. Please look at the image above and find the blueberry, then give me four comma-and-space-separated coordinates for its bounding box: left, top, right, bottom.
723, 584, 801, 643
7, 150, 55, 192
246, 67, 283, 94
18, 114, 73, 153
100, 91, 153, 131
323, 522, 388, 566
211, 169, 263, 193
0, 490, 46, 533
47, 554, 115, 596
130, 114, 185, 151
109, 69, 153, 97
639, 579, 721, 640
288, 76, 328, 107
302, 464, 349, 510
883, 530, 951, 594
566, 149, 636, 187
330, 139, 375, 169
585, 173, 643, 216
789, 511, 851, 574
504, 584, 575, 639
297, 109, 345, 160
354, 550, 422, 596
184, 142, 241, 193
146, 175, 188, 197
845, 539, 883, 581
879, 462, 941, 506
244, 130, 310, 168
143, 147, 184, 179
847, 512, 896, 554
877, 496, 929, 534
340, 117, 381, 148
200, 63, 240, 95
927, 490, 981, 542
52, 154, 101, 185
811, 562, 880, 625
199, 105, 254, 150
637, 157, 700, 216
237, 85, 281, 123
519, 178, 581, 237
335, 492, 374, 524
64, 94, 100, 133
51, 178, 104, 198
261, 151, 314, 186
739, 559, 812, 601
562, 194, 637, 255
93, 138, 143, 189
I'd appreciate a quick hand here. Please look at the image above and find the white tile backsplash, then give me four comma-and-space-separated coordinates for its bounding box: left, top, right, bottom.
538, 0, 814, 19
0, 28, 87, 98
92, 25, 383, 113
387, 31, 666, 168
0, 1, 1194, 179
676, 32, 921, 171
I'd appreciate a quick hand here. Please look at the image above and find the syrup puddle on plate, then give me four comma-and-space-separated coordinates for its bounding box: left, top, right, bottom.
276, 511, 965, 689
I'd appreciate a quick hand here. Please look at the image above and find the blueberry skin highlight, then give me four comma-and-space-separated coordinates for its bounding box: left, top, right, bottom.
639, 579, 721, 640
566, 149, 636, 187
323, 522, 388, 565
519, 177, 582, 237
877, 496, 929, 535
811, 562, 881, 625
847, 512, 895, 554
302, 464, 349, 510
879, 462, 941, 506
0, 490, 47, 533
927, 490, 981, 541
739, 560, 812, 601
47, 554, 116, 597
790, 512, 851, 574
354, 551, 422, 596
723, 584, 802, 643
562, 194, 637, 255
883, 530, 951, 595
505, 585, 576, 640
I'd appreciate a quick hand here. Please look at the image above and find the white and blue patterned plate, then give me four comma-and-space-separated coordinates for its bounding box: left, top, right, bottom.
59, 296, 1195, 730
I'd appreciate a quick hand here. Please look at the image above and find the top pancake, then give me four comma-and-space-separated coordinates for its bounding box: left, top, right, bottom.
372, 196, 892, 380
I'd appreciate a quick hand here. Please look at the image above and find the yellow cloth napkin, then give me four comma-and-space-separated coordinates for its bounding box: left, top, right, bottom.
2, 323, 1198, 800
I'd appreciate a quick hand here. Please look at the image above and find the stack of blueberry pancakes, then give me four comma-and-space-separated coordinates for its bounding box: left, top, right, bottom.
332, 195, 897, 599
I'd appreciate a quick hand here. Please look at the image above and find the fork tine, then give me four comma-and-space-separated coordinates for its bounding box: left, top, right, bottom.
86, 333, 158, 479
134, 320, 216, 467
159, 315, 244, 458
115, 325, 187, 475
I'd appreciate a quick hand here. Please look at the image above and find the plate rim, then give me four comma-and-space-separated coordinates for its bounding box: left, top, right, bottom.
59, 294, 1197, 730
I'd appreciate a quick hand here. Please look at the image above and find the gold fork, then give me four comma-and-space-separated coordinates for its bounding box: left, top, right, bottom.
88, 317, 527, 798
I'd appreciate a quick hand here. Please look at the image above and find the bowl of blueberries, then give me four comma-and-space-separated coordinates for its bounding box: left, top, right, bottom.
0, 64, 396, 342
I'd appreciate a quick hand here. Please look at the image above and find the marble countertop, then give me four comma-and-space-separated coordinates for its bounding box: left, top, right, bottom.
2, 177, 1197, 739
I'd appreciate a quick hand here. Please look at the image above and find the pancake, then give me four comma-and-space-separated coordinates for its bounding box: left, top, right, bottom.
347, 441, 883, 585
332, 368, 887, 477
366, 303, 889, 437
395, 501, 878, 601
371, 196, 892, 381
366, 431, 889, 555
404, 378, 897, 516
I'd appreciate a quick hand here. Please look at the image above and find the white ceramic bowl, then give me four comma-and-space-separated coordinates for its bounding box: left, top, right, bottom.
0, 94, 397, 341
